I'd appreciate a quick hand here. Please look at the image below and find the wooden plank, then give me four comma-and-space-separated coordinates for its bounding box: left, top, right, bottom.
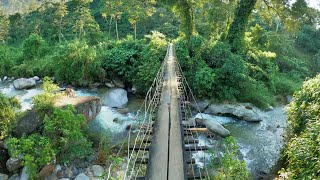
184, 128, 208, 133
184, 145, 208, 151
187, 173, 207, 179
129, 146, 150, 151
184, 139, 199, 144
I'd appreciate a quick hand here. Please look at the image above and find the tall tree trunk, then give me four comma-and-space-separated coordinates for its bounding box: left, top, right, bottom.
115, 18, 119, 41
59, 17, 63, 43
226, 0, 257, 53
178, 0, 196, 40
108, 16, 112, 37
134, 23, 137, 40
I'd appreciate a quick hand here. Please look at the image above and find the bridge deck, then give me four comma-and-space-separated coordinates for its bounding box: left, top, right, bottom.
146, 44, 185, 180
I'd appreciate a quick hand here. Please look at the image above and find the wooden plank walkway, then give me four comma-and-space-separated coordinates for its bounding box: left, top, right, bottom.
146, 44, 186, 180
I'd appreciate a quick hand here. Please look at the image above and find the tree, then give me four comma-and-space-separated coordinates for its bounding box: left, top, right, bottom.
103, 0, 124, 40
226, 0, 258, 53
72, 0, 100, 42
126, 0, 156, 40
161, 0, 197, 40
198, 0, 237, 40
54, 0, 68, 43
0, 9, 9, 43
8, 13, 25, 44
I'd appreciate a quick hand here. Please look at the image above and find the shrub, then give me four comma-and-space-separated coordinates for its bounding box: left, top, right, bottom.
213, 53, 248, 101
7, 134, 55, 179
209, 137, 251, 179
187, 60, 215, 98
0, 45, 19, 77
53, 40, 105, 85
21, 33, 49, 62
102, 45, 139, 78
296, 25, 320, 54
132, 32, 167, 93
238, 79, 274, 109
44, 105, 92, 163
270, 72, 301, 95
287, 74, 320, 134
33, 77, 60, 115
202, 41, 232, 68
0, 93, 21, 140
283, 74, 320, 178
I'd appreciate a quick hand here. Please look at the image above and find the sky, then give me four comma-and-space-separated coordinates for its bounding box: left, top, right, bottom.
307, 0, 320, 10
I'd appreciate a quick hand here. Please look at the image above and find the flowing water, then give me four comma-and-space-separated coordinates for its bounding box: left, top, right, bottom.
195, 108, 287, 178
0, 81, 287, 178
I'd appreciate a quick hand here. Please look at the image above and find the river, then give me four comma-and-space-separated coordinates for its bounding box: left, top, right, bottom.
0, 80, 287, 179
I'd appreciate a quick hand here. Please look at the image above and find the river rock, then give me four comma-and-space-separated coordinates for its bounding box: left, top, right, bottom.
75, 173, 89, 180
20, 167, 29, 180
196, 118, 230, 137
45, 164, 61, 180
32, 76, 40, 82
103, 88, 128, 108
13, 78, 36, 90
204, 103, 263, 122
91, 165, 104, 177
191, 100, 210, 112
105, 82, 115, 88
3, 76, 8, 81
131, 86, 137, 94
89, 83, 101, 89
39, 164, 55, 179
57, 167, 73, 179
0, 173, 8, 180
54, 96, 102, 123
6, 157, 22, 172
116, 108, 130, 114
8, 173, 19, 180
112, 79, 125, 88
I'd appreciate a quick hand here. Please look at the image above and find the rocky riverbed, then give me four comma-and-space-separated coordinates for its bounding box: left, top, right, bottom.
0, 77, 288, 179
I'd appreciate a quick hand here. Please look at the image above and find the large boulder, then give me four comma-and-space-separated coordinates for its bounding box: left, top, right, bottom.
54, 96, 102, 123
6, 157, 22, 172
16, 110, 42, 137
103, 88, 128, 108
32, 76, 40, 82
204, 103, 264, 122
190, 100, 210, 112
16, 96, 102, 136
13, 78, 36, 90
196, 118, 230, 137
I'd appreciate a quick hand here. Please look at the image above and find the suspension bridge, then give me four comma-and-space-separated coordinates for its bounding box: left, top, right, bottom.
107, 44, 215, 180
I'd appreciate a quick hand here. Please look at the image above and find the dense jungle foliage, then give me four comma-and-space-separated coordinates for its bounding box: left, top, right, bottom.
0, 0, 320, 178
0, 0, 319, 109
283, 74, 320, 179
